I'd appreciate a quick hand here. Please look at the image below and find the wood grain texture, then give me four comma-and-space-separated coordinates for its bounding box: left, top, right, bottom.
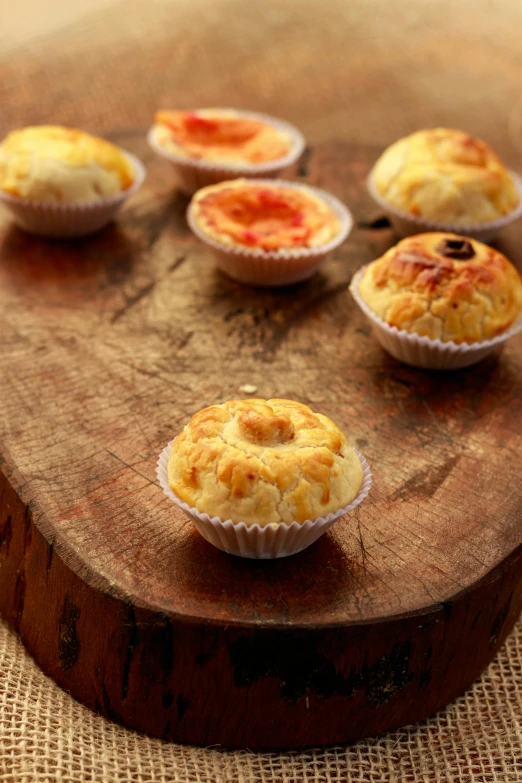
3, 0, 522, 162
0, 133, 522, 748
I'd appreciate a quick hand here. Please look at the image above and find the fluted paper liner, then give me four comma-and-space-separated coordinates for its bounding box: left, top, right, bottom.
0, 152, 146, 238
350, 266, 522, 370
187, 179, 353, 286
157, 439, 372, 559
367, 170, 522, 243
147, 109, 306, 195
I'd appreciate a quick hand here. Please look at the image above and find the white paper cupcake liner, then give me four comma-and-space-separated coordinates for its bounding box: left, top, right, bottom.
367, 170, 522, 243
350, 266, 522, 369
0, 152, 146, 238
157, 440, 372, 559
187, 180, 353, 286
147, 109, 306, 195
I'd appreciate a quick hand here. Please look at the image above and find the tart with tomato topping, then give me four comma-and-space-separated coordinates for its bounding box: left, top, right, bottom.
152, 109, 293, 165
147, 109, 305, 195
190, 179, 341, 251
187, 178, 353, 286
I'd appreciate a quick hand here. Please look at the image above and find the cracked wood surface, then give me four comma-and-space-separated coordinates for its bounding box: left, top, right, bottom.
0, 133, 521, 627
1, 133, 522, 747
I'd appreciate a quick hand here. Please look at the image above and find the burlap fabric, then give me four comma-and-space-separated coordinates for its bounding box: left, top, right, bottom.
1, 615, 521, 782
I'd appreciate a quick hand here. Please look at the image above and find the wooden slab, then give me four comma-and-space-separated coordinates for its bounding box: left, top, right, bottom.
0, 133, 521, 749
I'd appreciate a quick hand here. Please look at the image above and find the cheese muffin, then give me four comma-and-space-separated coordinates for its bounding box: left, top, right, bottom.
357, 232, 522, 343
152, 109, 292, 165
0, 125, 135, 204
370, 128, 519, 225
168, 398, 363, 526
189, 178, 341, 252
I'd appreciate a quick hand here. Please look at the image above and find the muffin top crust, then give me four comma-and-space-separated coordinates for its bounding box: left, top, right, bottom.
190, 178, 341, 251
357, 232, 522, 343
168, 398, 363, 526
0, 125, 135, 203
153, 109, 292, 165
371, 128, 519, 225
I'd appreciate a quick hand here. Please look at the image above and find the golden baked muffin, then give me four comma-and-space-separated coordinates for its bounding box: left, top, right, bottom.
371, 128, 519, 225
358, 233, 522, 343
0, 126, 135, 203
168, 399, 363, 526
152, 109, 292, 164
190, 179, 341, 251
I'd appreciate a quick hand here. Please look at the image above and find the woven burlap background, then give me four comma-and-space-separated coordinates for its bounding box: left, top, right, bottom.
2, 1, 522, 780
1, 615, 521, 782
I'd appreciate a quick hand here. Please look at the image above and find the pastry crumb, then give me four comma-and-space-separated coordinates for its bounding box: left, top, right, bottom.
239, 384, 258, 394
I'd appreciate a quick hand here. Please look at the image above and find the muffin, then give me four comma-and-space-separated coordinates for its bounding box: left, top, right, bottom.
168, 398, 364, 527
187, 178, 352, 286
0, 125, 144, 238
158, 398, 372, 558
369, 128, 521, 239
0, 125, 135, 203
147, 108, 305, 194
350, 232, 522, 369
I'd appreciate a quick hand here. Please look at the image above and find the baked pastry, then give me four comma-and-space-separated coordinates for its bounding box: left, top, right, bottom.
357, 232, 522, 343
152, 109, 292, 165
0, 125, 135, 203
371, 128, 519, 225
168, 398, 363, 526
190, 178, 341, 251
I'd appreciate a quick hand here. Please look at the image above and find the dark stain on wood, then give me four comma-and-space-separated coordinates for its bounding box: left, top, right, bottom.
176, 693, 190, 721
13, 571, 26, 631
230, 633, 414, 709
121, 605, 138, 702
357, 216, 392, 230
489, 591, 514, 649
23, 505, 32, 549
58, 595, 81, 673
102, 679, 122, 723
297, 145, 313, 178
229, 633, 358, 703
111, 280, 156, 324
46, 542, 54, 575
419, 669, 432, 690
471, 611, 481, 631
196, 651, 212, 668
148, 620, 175, 681
390, 455, 460, 501
168, 254, 186, 274
363, 639, 413, 708
162, 689, 174, 709
0, 514, 12, 555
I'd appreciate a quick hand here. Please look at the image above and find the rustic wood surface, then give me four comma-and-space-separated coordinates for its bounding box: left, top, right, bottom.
0, 128, 521, 748
3, 0, 522, 163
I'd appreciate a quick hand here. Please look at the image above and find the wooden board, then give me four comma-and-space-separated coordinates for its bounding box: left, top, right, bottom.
0, 133, 521, 749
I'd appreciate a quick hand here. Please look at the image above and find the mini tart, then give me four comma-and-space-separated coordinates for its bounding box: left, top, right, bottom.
357, 233, 522, 343
370, 128, 520, 225
189, 178, 341, 252
0, 125, 135, 204
168, 399, 363, 527
152, 109, 292, 165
